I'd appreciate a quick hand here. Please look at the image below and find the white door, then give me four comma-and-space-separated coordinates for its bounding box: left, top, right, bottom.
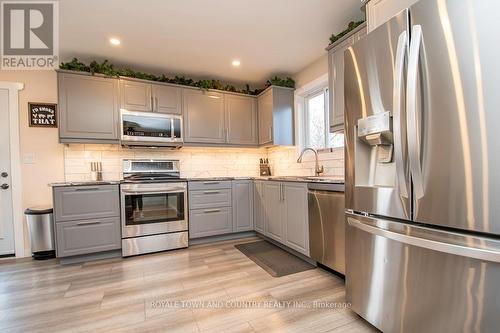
0, 87, 15, 255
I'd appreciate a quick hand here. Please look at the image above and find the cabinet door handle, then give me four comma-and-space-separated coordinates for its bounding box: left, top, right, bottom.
204, 209, 221, 213
203, 181, 219, 185
269, 125, 273, 142
151, 95, 154, 111
203, 190, 220, 194
155, 97, 159, 112
77, 220, 102, 226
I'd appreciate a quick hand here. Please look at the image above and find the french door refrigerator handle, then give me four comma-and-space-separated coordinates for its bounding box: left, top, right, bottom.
393, 30, 409, 199
347, 217, 500, 263
407, 25, 425, 200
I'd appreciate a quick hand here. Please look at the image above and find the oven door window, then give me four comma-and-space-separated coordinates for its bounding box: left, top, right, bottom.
124, 192, 184, 226
122, 114, 172, 138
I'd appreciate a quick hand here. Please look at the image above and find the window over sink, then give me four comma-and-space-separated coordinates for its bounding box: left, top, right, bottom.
304, 86, 344, 150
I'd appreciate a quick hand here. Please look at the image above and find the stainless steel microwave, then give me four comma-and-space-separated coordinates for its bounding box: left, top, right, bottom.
120, 110, 183, 148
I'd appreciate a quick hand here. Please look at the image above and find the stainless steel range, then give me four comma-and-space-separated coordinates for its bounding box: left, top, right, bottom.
120, 159, 188, 256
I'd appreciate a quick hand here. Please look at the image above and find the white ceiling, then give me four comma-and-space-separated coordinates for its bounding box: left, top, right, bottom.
59, 0, 364, 87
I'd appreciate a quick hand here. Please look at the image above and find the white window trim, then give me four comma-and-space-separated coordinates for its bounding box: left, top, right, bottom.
294, 73, 329, 157
0, 81, 25, 258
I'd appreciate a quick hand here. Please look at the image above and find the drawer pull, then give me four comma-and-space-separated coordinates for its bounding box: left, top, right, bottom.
75, 187, 99, 191
203, 181, 220, 185
204, 209, 221, 213
76, 221, 102, 226
203, 190, 220, 194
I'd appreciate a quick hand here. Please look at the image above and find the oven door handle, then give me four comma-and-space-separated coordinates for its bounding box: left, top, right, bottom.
122, 188, 185, 195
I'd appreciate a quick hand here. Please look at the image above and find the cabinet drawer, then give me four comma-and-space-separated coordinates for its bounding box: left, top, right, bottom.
189, 189, 231, 209
55, 217, 121, 257
54, 185, 120, 222
189, 207, 232, 239
188, 180, 232, 191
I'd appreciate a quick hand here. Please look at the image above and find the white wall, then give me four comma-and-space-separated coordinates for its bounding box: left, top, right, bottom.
293, 54, 328, 89
0, 70, 64, 253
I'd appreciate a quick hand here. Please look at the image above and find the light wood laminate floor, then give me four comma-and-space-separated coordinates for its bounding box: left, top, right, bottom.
0, 237, 377, 333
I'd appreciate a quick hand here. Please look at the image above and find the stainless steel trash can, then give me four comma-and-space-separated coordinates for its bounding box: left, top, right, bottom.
25, 206, 56, 260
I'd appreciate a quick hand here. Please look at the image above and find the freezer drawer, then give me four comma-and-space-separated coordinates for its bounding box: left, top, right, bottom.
346, 213, 500, 333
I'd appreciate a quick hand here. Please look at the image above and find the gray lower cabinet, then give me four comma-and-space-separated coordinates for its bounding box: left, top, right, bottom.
259, 181, 309, 256
53, 185, 120, 222
225, 94, 258, 145
55, 217, 121, 257
183, 89, 225, 143
253, 181, 265, 233
53, 184, 121, 258
232, 180, 254, 232
263, 181, 284, 243
58, 72, 119, 143
282, 182, 309, 255
189, 207, 233, 238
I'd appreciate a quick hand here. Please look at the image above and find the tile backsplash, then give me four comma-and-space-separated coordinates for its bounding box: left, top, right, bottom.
63, 144, 344, 181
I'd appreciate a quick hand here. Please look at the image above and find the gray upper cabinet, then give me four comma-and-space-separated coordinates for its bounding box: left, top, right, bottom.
232, 180, 254, 232
120, 79, 182, 114
258, 88, 273, 145
58, 72, 119, 143
253, 181, 265, 233
282, 182, 309, 256
183, 89, 225, 144
120, 80, 152, 112
257, 86, 295, 146
263, 181, 284, 242
225, 94, 258, 145
327, 24, 366, 132
153, 84, 182, 114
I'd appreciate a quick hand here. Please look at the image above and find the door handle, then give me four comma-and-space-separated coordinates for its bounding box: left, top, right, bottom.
1, 172, 7, 178
407, 25, 424, 200
1, 184, 9, 190
393, 31, 409, 199
347, 216, 500, 263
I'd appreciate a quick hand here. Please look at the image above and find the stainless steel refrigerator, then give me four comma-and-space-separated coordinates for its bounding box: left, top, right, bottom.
344, 0, 500, 331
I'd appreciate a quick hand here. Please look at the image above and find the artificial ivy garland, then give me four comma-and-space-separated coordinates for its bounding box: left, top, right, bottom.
329, 20, 365, 45
59, 58, 295, 95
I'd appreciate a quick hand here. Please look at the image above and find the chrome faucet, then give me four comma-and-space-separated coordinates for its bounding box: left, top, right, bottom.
297, 148, 324, 176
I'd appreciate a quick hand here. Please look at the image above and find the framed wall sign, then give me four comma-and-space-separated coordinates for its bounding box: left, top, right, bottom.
28, 103, 57, 128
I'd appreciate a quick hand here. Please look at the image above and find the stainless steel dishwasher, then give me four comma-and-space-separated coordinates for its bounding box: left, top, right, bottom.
308, 182, 345, 274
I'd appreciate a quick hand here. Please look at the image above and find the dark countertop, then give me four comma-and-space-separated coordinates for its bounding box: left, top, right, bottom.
50, 176, 345, 187
49, 181, 122, 187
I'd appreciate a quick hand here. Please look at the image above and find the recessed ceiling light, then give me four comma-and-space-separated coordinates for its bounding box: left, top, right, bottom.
232, 60, 241, 67
109, 38, 121, 46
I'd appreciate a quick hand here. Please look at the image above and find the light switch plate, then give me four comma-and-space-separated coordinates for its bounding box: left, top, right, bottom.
23, 153, 36, 164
